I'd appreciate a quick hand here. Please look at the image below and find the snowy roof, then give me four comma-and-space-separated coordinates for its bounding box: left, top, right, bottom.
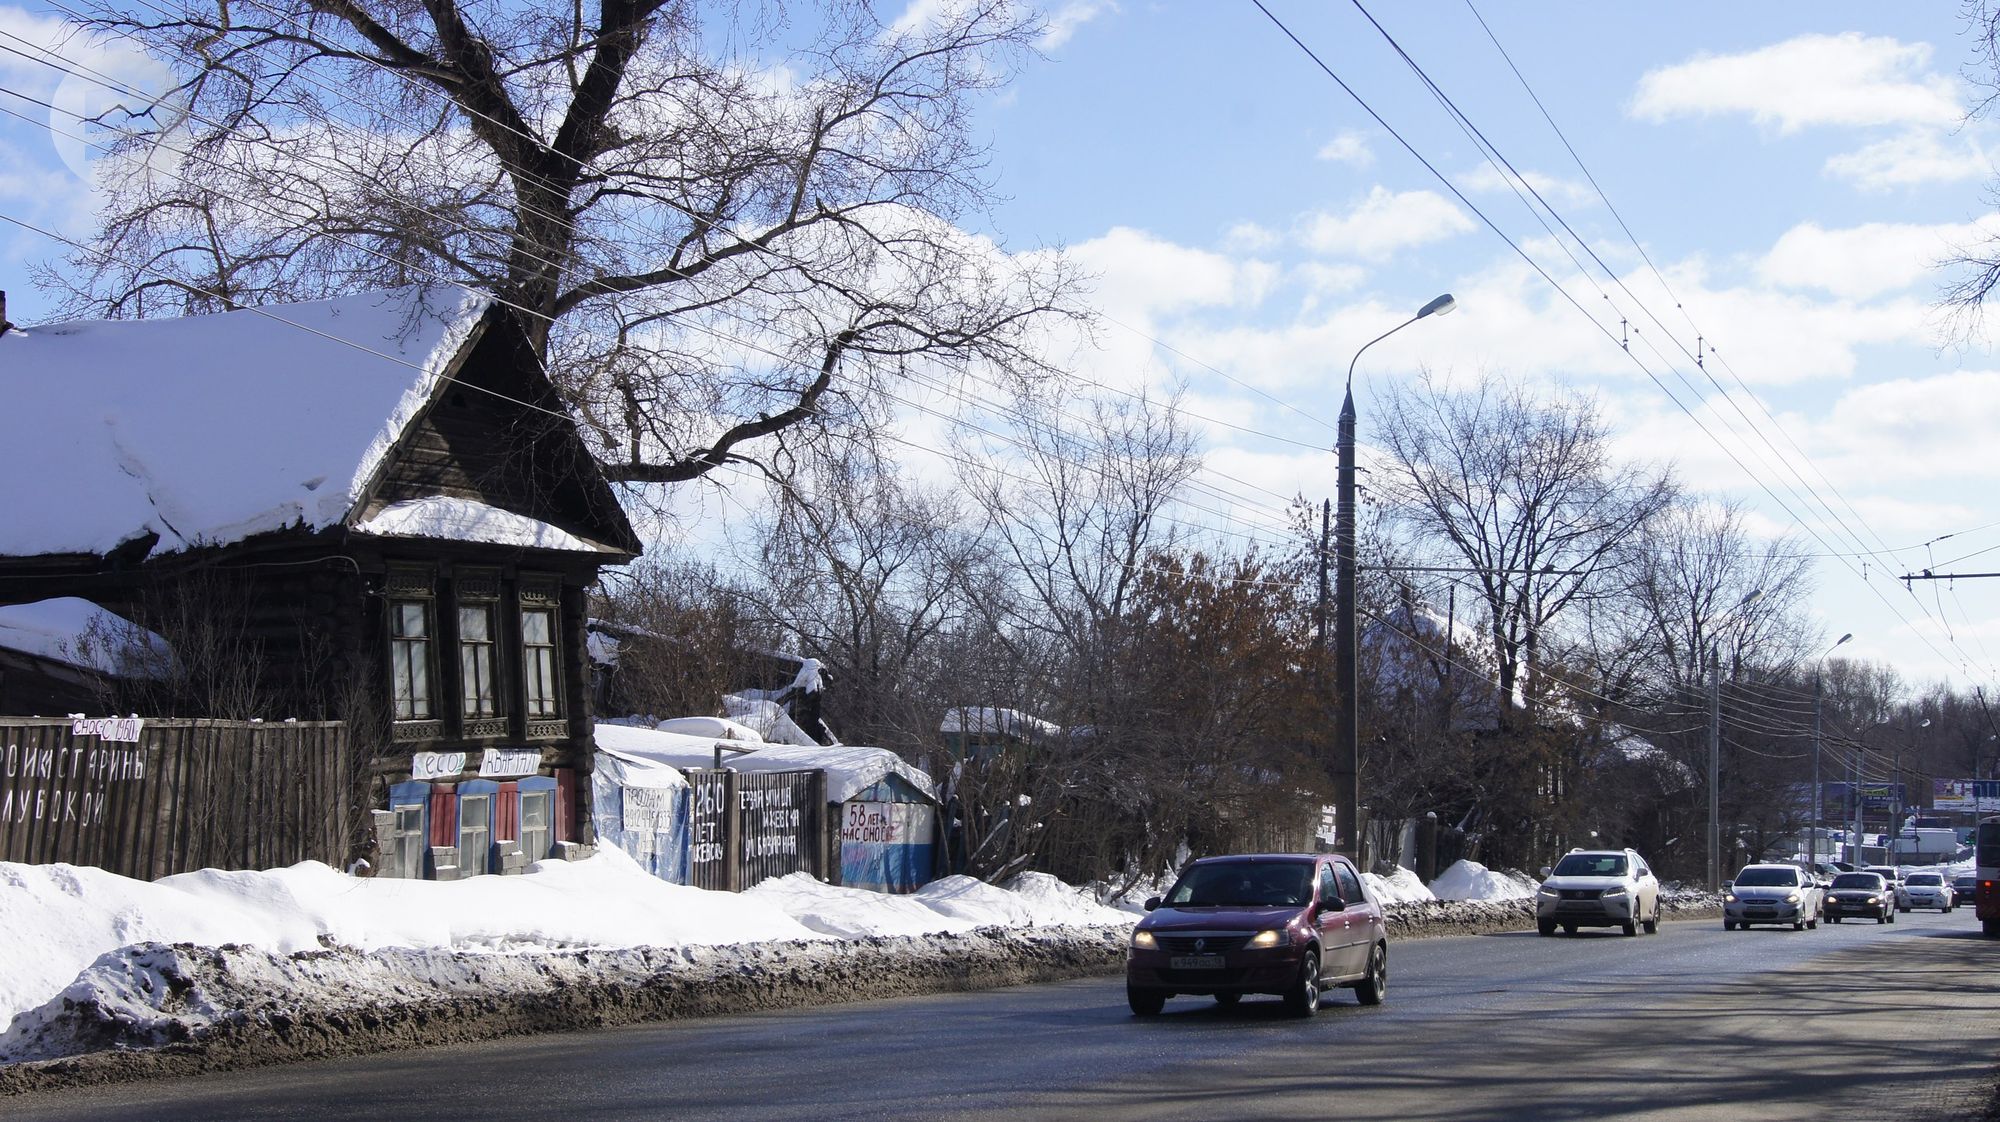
0, 598, 173, 677
594, 721, 935, 804
939, 706, 1061, 740
0, 285, 491, 559
355, 497, 623, 554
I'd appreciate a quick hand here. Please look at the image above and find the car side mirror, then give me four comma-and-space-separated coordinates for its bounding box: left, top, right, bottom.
1144, 896, 1161, 911
1539, 866, 1552, 879
1721, 881, 1733, 892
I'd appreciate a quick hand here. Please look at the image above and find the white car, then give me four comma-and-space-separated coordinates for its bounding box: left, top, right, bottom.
1535, 848, 1662, 937
1723, 864, 1823, 931
1898, 871, 1956, 912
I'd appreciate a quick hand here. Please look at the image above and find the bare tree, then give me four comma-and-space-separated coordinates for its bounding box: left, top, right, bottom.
746, 449, 985, 753
1375, 370, 1677, 719
44, 0, 1079, 492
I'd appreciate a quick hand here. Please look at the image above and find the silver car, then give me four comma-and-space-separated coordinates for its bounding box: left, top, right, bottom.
1723, 863, 1823, 931
1899, 871, 1955, 912
1535, 848, 1662, 937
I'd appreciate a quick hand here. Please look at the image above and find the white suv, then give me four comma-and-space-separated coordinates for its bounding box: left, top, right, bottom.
1536, 848, 1662, 937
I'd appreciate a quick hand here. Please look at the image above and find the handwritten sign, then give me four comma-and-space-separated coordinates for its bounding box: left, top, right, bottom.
479, 748, 541, 778
71, 717, 144, 743
411, 751, 467, 781
2, 738, 149, 828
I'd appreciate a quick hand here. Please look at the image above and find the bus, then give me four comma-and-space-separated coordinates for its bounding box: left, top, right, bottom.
1978, 816, 2000, 937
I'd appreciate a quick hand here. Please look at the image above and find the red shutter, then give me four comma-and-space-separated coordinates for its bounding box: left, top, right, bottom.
553, 768, 574, 841
428, 784, 457, 848
496, 781, 520, 841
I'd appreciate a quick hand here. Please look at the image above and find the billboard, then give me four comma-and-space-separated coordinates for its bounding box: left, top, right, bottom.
1932, 779, 2000, 813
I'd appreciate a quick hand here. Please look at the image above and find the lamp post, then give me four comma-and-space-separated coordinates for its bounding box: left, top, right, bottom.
1708, 588, 1763, 891
1334, 292, 1455, 859
1811, 633, 1852, 872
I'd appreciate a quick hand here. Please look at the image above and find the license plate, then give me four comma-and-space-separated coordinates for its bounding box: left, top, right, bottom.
1170, 955, 1226, 970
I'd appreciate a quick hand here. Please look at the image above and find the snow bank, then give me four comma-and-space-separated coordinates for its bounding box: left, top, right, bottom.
1000, 872, 1137, 926
1429, 859, 1537, 902
1364, 866, 1437, 903
746, 873, 979, 938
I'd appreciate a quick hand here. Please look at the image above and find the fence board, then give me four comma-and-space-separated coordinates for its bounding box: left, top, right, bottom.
0, 718, 353, 880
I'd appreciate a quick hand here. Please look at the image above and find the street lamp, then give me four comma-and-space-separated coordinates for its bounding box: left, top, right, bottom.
1708, 588, 1762, 891
1811, 633, 1852, 872
1334, 292, 1456, 859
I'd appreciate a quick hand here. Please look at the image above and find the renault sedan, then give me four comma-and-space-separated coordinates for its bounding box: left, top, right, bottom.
1126, 853, 1389, 1017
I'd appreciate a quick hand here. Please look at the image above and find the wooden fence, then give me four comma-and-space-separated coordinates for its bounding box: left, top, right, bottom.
685, 767, 828, 891
0, 717, 355, 880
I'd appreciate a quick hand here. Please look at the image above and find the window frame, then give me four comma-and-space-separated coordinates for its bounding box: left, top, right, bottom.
519, 577, 564, 725
386, 567, 439, 733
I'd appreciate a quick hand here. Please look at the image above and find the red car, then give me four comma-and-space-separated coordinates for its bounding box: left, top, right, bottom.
1125, 853, 1389, 1017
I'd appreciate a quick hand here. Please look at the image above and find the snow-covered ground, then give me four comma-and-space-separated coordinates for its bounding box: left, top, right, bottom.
0, 847, 1130, 1042
1427, 859, 1538, 901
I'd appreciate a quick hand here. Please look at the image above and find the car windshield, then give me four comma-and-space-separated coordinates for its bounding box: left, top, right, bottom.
1906, 873, 1943, 886
1733, 867, 1799, 887
1865, 868, 1898, 879
1167, 861, 1314, 907
1552, 853, 1627, 877
1832, 873, 1883, 890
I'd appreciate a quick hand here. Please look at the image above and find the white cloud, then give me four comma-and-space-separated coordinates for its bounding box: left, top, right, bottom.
1632, 33, 1961, 134
1757, 219, 1997, 301
1040, 1, 1112, 49
1068, 226, 1276, 321
1299, 187, 1473, 260
1824, 128, 1992, 190
1458, 163, 1596, 209
1316, 129, 1373, 167
1224, 221, 1279, 253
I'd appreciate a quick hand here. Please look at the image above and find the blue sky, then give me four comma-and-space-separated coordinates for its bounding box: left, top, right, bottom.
4, 1, 2000, 696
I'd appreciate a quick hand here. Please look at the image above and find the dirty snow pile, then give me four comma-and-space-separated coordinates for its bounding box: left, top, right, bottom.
0, 846, 1131, 1064
1364, 866, 1437, 903
1427, 859, 1538, 901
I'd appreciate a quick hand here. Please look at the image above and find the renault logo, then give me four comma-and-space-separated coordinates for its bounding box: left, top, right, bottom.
1195, 938, 1207, 952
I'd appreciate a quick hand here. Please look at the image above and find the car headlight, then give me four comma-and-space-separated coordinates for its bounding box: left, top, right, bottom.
1724, 893, 1738, 903
1537, 886, 1558, 897
1601, 887, 1627, 898
1784, 893, 1802, 905
1131, 930, 1157, 950
1865, 896, 1880, 904
1247, 929, 1282, 949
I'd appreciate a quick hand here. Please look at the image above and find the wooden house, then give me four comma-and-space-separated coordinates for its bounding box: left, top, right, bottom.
0, 286, 640, 878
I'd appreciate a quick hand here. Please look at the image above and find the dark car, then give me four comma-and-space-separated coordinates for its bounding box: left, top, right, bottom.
1823, 871, 1895, 924
1126, 853, 1388, 1017
1955, 873, 1979, 904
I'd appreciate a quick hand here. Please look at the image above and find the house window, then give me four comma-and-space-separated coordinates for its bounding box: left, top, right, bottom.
520, 790, 552, 861
459, 603, 500, 718
389, 600, 434, 720
522, 606, 560, 717
459, 793, 491, 876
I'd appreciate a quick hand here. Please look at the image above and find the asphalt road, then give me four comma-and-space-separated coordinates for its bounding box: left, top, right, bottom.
10, 907, 1999, 1121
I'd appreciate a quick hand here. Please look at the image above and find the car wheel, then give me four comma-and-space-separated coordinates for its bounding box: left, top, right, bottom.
1284, 950, 1321, 1017
1562, 924, 1577, 935
1792, 918, 1805, 931
1213, 992, 1241, 1007
1876, 912, 1887, 924
1537, 920, 1556, 937
1723, 919, 1736, 931
1830, 915, 1841, 923
1984, 918, 2000, 937
1807, 914, 1818, 930
1622, 917, 1638, 937
1354, 942, 1388, 1006
1643, 906, 1659, 935
1127, 986, 1166, 1017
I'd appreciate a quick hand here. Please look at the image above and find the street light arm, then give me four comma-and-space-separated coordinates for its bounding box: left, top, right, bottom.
1345, 312, 1423, 393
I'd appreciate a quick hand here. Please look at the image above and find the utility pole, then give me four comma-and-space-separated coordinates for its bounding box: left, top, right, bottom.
1708, 642, 1721, 891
